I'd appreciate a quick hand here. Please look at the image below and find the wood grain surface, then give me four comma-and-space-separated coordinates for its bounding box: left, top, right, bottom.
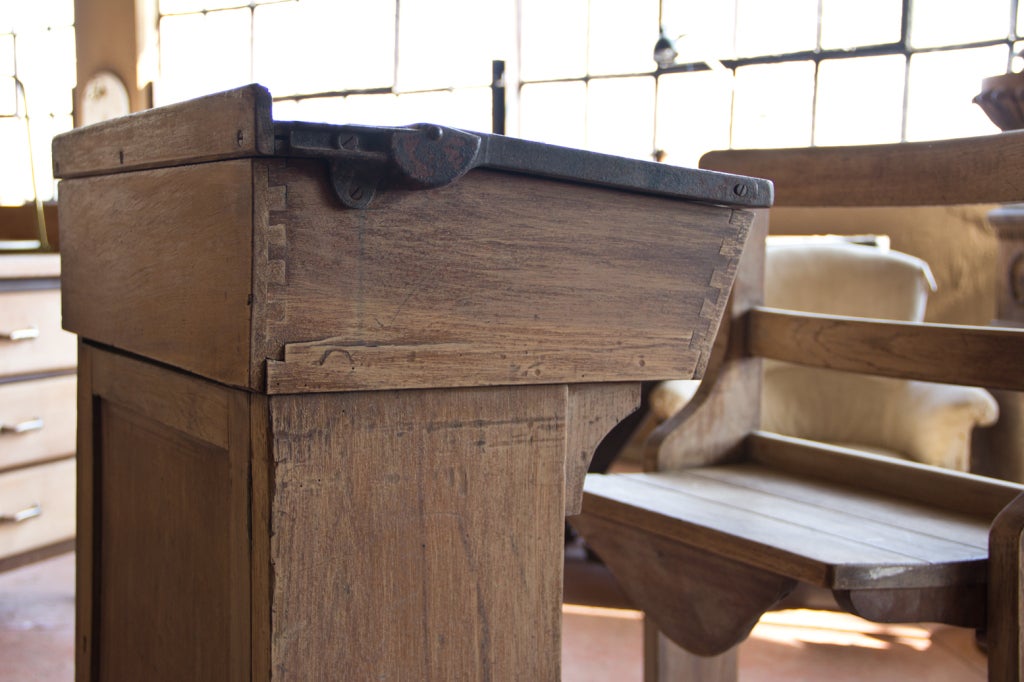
78, 344, 250, 682
582, 469, 990, 591
258, 160, 750, 393
700, 131, 1024, 207
60, 161, 254, 388
267, 384, 568, 680
749, 306, 1024, 390
52, 84, 274, 178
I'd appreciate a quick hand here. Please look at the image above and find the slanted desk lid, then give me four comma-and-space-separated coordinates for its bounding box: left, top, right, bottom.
52, 84, 773, 210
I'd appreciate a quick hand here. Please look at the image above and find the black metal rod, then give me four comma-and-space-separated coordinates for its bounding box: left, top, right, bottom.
492, 59, 506, 136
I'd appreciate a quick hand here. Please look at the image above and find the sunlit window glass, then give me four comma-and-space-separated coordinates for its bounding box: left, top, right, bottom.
394, 88, 493, 132
655, 70, 733, 168
253, 0, 396, 97
160, 0, 255, 13
588, 0, 660, 76
8, 0, 74, 32
905, 45, 1007, 141
271, 96, 347, 124
815, 55, 906, 145
0, 36, 15, 116
155, 9, 252, 106
910, 0, 1012, 49
519, 0, 588, 81
397, 0, 512, 92
0, 0, 75, 206
734, 0, 818, 58
519, 81, 587, 149
659, 0, 738, 62
587, 77, 656, 159
732, 61, 815, 148
338, 94, 403, 126
820, 0, 903, 49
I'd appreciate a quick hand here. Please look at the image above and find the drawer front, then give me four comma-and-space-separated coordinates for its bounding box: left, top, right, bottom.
0, 457, 75, 561
0, 289, 77, 378
0, 374, 76, 473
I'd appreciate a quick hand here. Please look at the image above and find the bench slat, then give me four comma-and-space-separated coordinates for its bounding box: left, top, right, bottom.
582, 471, 989, 590
685, 466, 988, 548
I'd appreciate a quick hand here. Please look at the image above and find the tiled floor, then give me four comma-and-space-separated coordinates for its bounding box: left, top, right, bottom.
0, 552, 987, 681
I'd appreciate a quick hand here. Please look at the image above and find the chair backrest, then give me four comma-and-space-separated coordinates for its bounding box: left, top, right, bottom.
647, 131, 1024, 473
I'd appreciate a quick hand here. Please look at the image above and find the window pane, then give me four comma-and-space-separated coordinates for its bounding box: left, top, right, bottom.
660, 0, 737, 62
0, 76, 14, 116
397, 0, 514, 91
518, 81, 587, 148
735, 0, 818, 58
587, 76, 655, 159
520, 0, 588, 81
15, 26, 76, 116
272, 96, 347, 124
0, 35, 14, 111
155, 10, 253, 105
732, 61, 815, 148
253, 0, 396, 96
906, 45, 1007, 141
910, 0, 1011, 49
159, 0, 256, 13
338, 94, 402, 126
655, 70, 733, 168
588, 0, 660, 76
0, 117, 32, 205
820, 0, 903, 49
0, 34, 12, 76
393, 88, 492, 131
815, 55, 905, 145
8, 0, 74, 32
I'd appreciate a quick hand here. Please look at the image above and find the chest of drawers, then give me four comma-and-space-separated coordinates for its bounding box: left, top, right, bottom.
0, 253, 77, 572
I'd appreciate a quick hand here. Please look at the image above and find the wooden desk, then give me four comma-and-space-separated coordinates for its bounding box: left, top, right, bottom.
53, 84, 771, 681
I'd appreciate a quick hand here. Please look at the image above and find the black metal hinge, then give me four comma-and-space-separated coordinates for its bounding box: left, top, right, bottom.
275, 122, 482, 208
275, 121, 773, 210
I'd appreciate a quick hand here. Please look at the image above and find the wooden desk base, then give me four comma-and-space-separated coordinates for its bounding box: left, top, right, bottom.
76, 342, 637, 681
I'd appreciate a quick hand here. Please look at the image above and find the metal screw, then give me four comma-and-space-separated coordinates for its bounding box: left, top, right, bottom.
733, 183, 749, 197
423, 125, 443, 141
339, 134, 358, 150
349, 185, 364, 201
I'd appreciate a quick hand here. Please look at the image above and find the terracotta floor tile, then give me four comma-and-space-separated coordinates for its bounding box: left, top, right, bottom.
0, 554, 991, 681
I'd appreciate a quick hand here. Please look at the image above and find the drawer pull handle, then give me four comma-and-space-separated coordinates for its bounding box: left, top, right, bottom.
0, 327, 39, 342
0, 417, 44, 434
0, 503, 41, 524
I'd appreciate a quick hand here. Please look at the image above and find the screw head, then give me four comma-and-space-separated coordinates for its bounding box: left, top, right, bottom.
733, 183, 749, 198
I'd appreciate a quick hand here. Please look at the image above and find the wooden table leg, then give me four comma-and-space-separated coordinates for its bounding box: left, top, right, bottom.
264, 383, 637, 680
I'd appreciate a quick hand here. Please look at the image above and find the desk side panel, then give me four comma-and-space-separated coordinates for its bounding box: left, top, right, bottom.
59, 160, 254, 389
77, 345, 251, 682
258, 161, 750, 392
268, 385, 567, 679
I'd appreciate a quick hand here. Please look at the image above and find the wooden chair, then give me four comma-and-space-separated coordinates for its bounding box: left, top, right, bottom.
570, 131, 1024, 681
